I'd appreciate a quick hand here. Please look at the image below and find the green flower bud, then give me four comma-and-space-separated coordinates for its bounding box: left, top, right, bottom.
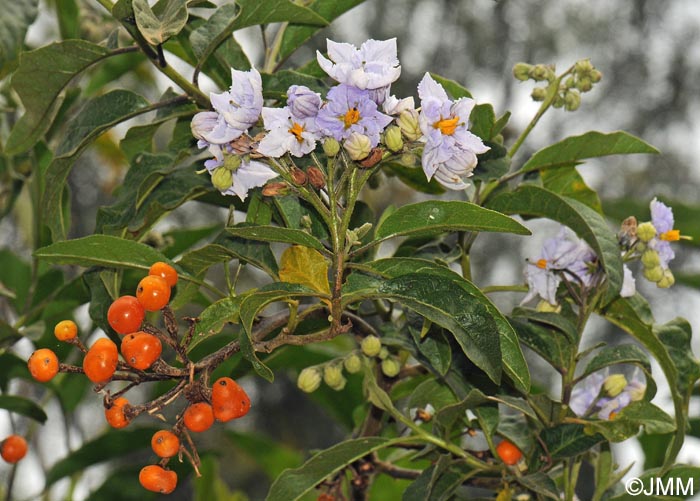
636, 222, 657, 243
361, 335, 382, 357
344, 132, 372, 161
552, 94, 565, 109
343, 353, 363, 374
628, 383, 646, 402
322, 138, 340, 157
297, 367, 321, 393
529, 64, 555, 82
512, 62, 533, 81
641, 249, 661, 268
211, 167, 233, 191
531, 87, 547, 102
564, 76, 576, 89
223, 154, 242, 172
603, 374, 627, 397
576, 77, 593, 92
643, 266, 664, 283
384, 125, 404, 152
575, 59, 594, 76
399, 152, 417, 166
323, 363, 346, 391
378, 346, 389, 360
590, 69, 603, 83
381, 357, 401, 378
657, 269, 675, 288
397, 109, 422, 141
564, 90, 581, 111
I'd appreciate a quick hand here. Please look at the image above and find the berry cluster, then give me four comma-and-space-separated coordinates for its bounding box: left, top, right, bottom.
26, 262, 251, 495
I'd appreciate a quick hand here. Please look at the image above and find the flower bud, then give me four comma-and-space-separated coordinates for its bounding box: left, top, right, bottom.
552, 94, 565, 109
643, 266, 664, 283
290, 167, 307, 186
381, 357, 401, 378
297, 367, 321, 393
590, 69, 603, 83
512, 62, 532, 81
344, 133, 372, 161
361, 335, 382, 357
576, 77, 593, 92
343, 353, 363, 374
322, 138, 340, 157
261, 182, 289, 197
397, 109, 422, 141
564, 90, 581, 111
641, 249, 660, 268
323, 364, 346, 391
564, 76, 576, 89
223, 154, 242, 172
636, 222, 657, 242
359, 147, 384, 168
603, 374, 627, 397
657, 269, 675, 288
531, 87, 547, 102
287, 85, 321, 118
307, 166, 325, 190
384, 125, 404, 152
211, 167, 233, 191
529, 64, 555, 82
378, 346, 389, 360
575, 59, 594, 76
190, 111, 219, 141
400, 152, 417, 166
626, 380, 646, 402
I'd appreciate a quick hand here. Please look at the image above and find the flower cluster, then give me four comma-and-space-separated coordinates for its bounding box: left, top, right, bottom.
191, 38, 491, 200
635, 198, 682, 288
570, 371, 646, 420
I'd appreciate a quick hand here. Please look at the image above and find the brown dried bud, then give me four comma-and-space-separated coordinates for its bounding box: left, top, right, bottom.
307, 166, 325, 190
262, 182, 289, 197
358, 147, 384, 168
290, 167, 307, 186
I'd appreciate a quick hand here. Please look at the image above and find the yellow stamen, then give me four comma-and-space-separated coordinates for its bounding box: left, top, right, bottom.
660, 229, 680, 241
608, 411, 617, 420
536, 258, 548, 269
288, 122, 305, 142
343, 107, 360, 128
434, 116, 460, 135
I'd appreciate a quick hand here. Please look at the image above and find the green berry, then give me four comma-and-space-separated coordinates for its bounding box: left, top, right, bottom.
361, 336, 382, 357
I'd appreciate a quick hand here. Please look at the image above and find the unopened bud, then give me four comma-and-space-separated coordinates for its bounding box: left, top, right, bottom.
531, 87, 547, 102
354, 222, 373, 239
564, 76, 576, 89
397, 109, 422, 141
322, 138, 340, 157
344, 133, 372, 161
636, 222, 657, 243
641, 249, 661, 268
400, 152, 417, 166
211, 167, 233, 191
512, 62, 532, 81
564, 90, 581, 111
575, 59, 594, 76
643, 265, 664, 283
361, 335, 382, 357
657, 269, 675, 288
552, 94, 565, 109
381, 357, 401, 378
343, 353, 363, 374
536, 300, 561, 313
590, 69, 603, 83
323, 363, 346, 391
261, 182, 289, 197
297, 367, 321, 393
307, 166, 325, 190
378, 347, 390, 360
287, 85, 321, 118
529, 64, 555, 82
359, 147, 384, 168
384, 125, 403, 152
300, 215, 312, 229
627, 381, 646, 402
223, 154, 242, 171
576, 77, 593, 92
603, 374, 627, 397
290, 167, 307, 186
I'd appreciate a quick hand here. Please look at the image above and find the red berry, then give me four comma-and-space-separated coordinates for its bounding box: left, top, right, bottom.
120, 332, 162, 370
139, 464, 177, 494
151, 430, 180, 458
496, 439, 522, 466
211, 377, 251, 422
183, 402, 214, 433
136, 275, 171, 312
105, 397, 131, 429
1, 435, 28, 463
149, 262, 178, 288
28, 348, 59, 382
108, 296, 145, 335
83, 338, 118, 383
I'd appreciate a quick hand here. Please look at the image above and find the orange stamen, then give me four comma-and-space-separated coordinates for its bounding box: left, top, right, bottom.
660, 229, 680, 241
343, 107, 360, 128
288, 122, 305, 142
536, 258, 548, 269
608, 411, 618, 420
434, 116, 460, 135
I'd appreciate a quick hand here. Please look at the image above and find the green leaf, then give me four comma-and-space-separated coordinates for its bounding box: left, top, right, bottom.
429, 73, 472, 99
581, 344, 651, 379
541, 165, 602, 213
384, 162, 446, 195
0, 395, 47, 423
226, 430, 303, 480
511, 307, 578, 342
516, 473, 560, 501
226, 225, 327, 252
0, 0, 38, 78
472, 141, 510, 182
372, 200, 530, 245
266, 437, 393, 501
469, 103, 496, 141
518, 131, 659, 174
279, 246, 331, 297
45, 427, 158, 487
509, 317, 572, 373
190, 296, 243, 351
194, 455, 244, 501
407, 320, 452, 376
56, 0, 80, 39
7, 40, 111, 155
488, 185, 623, 305
190, 4, 251, 74
586, 401, 675, 442
35, 235, 170, 271
133, 0, 188, 45
540, 423, 603, 459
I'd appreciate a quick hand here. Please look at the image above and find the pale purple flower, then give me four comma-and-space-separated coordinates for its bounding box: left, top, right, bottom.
571, 371, 646, 419
191, 111, 239, 144
204, 145, 277, 201
257, 107, 320, 158
523, 228, 597, 305
649, 198, 678, 268
596, 374, 646, 420
417, 73, 489, 189
316, 84, 392, 147
570, 372, 604, 416
317, 38, 401, 92
287, 85, 322, 119
382, 95, 415, 116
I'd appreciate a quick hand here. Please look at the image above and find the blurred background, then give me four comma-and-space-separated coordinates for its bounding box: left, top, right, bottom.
2, 0, 700, 499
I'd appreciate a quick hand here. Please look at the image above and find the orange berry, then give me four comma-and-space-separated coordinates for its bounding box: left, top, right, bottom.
151, 430, 180, 458
54, 320, 78, 342
28, 348, 59, 382
105, 397, 131, 429
83, 338, 118, 383
139, 464, 177, 494
496, 439, 523, 466
108, 295, 145, 335
1, 435, 28, 464
211, 377, 251, 422
136, 275, 171, 312
121, 332, 162, 370
183, 402, 214, 433
149, 262, 178, 288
